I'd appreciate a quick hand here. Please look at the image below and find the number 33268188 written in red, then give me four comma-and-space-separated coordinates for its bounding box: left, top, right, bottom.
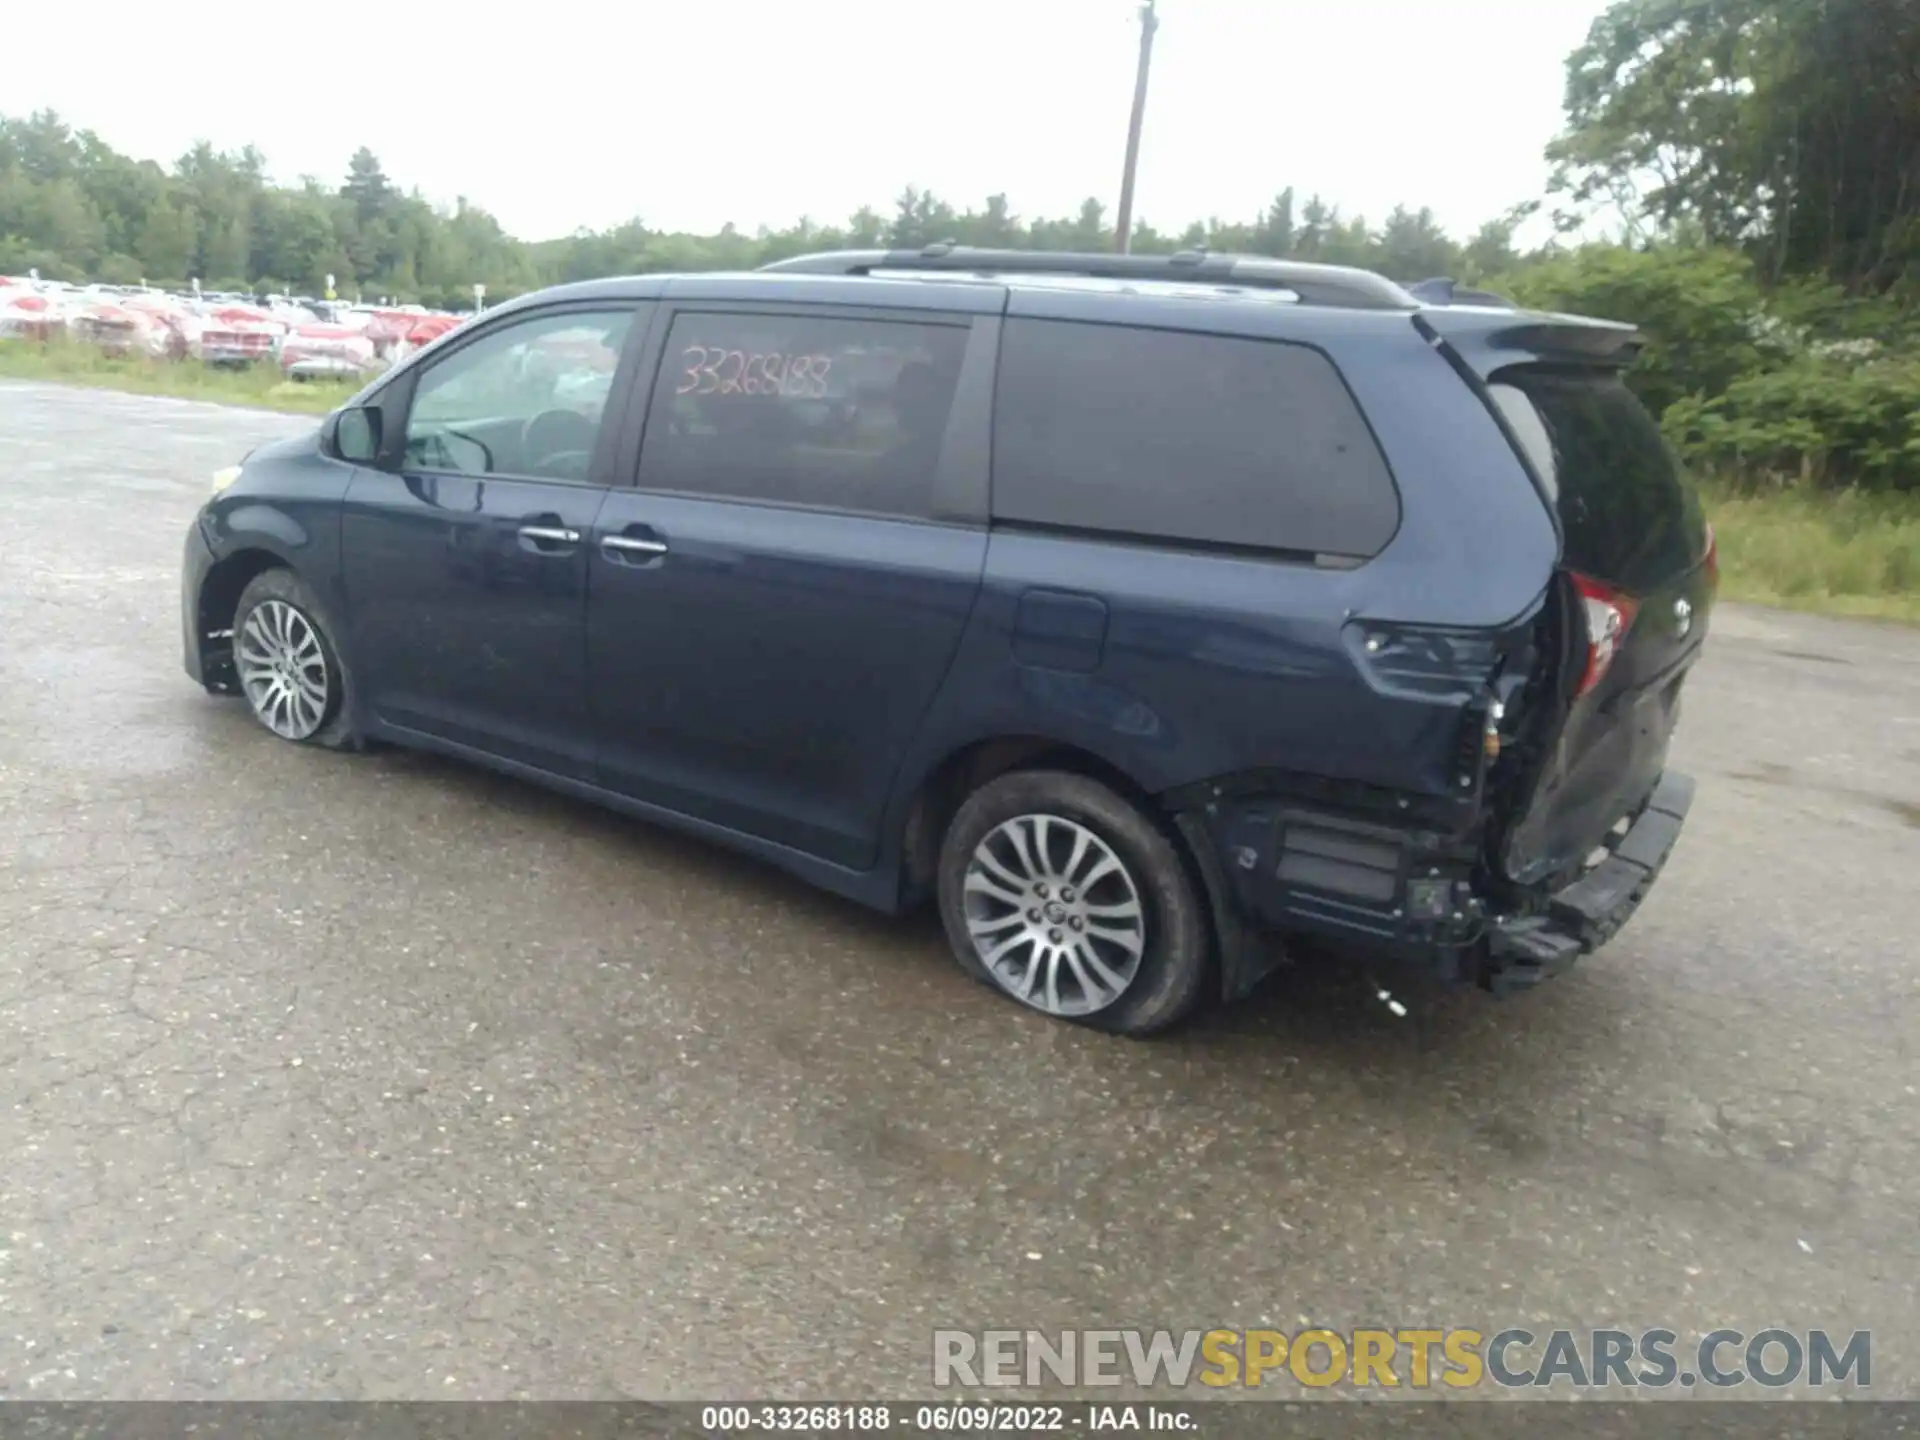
675, 345, 832, 398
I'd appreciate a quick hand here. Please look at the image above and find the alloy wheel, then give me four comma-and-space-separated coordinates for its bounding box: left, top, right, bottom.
961, 813, 1147, 1016
236, 599, 331, 741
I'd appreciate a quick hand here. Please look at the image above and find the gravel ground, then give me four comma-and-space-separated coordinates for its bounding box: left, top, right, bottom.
1, 380, 1916, 1402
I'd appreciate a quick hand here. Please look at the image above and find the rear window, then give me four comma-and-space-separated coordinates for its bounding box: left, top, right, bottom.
1488, 371, 1706, 594
991, 318, 1400, 558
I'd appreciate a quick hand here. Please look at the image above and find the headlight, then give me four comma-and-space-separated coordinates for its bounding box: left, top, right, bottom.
210, 465, 242, 497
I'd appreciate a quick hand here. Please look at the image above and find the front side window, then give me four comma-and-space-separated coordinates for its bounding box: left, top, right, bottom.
636, 311, 969, 519
403, 307, 635, 483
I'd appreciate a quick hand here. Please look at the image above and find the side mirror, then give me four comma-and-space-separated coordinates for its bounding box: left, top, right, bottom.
327, 405, 383, 463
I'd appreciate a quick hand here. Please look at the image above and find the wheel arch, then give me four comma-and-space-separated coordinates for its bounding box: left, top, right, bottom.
896, 734, 1165, 903
896, 733, 1277, 1004
192, 547, 292, 691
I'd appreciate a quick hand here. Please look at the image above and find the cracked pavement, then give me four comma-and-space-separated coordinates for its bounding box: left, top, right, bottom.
1, 380, 1917, 1400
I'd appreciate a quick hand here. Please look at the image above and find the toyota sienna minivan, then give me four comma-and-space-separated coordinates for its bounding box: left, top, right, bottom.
182, 246, 1714, 1034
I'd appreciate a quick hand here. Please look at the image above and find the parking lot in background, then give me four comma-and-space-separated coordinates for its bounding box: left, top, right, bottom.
2, 380, 1917, 1399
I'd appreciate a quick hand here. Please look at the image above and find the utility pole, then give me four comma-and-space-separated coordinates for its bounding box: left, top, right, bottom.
1114, 0, 1159, 253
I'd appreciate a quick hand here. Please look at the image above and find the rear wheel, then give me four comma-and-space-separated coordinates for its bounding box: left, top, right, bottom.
231, 568, 361, 750
936, 770, 1212, 1036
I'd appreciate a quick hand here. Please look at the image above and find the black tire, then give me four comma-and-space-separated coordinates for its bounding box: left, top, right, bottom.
231, 568, 363, 751
936, 769, 1213, 1036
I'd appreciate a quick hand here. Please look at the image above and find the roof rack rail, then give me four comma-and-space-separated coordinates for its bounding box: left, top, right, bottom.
1406, 277, 1517, 309
759, 244, 1418, 311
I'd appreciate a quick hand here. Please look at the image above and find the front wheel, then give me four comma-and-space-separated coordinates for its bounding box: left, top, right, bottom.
231, 568, 361, 750
936, 770, 1213, 1036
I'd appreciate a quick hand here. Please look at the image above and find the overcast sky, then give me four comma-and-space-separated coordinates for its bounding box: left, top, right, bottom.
10, 0, 1604, 244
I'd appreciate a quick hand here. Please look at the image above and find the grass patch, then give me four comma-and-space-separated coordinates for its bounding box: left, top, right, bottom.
0, 337, 354, 415
1702, 482, 1920, 623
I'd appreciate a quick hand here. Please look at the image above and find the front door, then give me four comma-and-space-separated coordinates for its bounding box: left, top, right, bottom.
586, 303, 996, 869
340, 302, 646, 777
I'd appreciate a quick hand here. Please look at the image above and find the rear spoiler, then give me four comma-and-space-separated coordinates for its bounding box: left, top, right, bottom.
1413, 305, 1644, 378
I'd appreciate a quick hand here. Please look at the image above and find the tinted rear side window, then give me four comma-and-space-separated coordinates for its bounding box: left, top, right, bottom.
990, 318, 1399, 558
1489, 371, 1706, 594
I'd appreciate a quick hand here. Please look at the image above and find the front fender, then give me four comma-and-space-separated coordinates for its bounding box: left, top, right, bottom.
201, 444, 354, 619
215, 501, 311, 556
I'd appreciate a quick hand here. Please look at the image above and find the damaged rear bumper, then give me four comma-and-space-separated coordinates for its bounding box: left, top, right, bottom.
1175, 767, 1697, 1001
1483, 770, 1695, 996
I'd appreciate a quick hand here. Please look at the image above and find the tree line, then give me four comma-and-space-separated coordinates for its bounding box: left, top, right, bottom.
0, 113, 1528, 309
0, 131, 542, 306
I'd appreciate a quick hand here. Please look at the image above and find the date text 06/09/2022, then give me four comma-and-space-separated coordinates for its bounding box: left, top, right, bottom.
699, 1403, 1196, 1433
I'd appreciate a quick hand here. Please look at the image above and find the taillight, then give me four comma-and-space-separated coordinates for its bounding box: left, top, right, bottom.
1702, 521, 1720, 587
1570, 572, 1639, 699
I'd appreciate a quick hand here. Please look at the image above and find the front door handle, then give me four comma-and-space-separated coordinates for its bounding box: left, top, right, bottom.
517, 524, 581, 553
600, 524, 670, 569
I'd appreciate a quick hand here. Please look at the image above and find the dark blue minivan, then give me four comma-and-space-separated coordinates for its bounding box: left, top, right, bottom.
181, 247, 1715, 1034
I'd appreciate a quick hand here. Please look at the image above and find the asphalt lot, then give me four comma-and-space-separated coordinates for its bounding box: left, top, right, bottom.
1, 378, 1917, 1403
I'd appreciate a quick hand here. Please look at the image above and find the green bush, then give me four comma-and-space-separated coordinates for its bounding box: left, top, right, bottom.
1761, 276, 1920, 347
93, 253, 144, 286
424, 287, 485, 314
0, 244, 79, 282
1666, 355, 1920, 493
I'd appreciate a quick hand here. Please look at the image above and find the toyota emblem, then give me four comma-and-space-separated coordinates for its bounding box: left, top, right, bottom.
1673, 597, 1693, 637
